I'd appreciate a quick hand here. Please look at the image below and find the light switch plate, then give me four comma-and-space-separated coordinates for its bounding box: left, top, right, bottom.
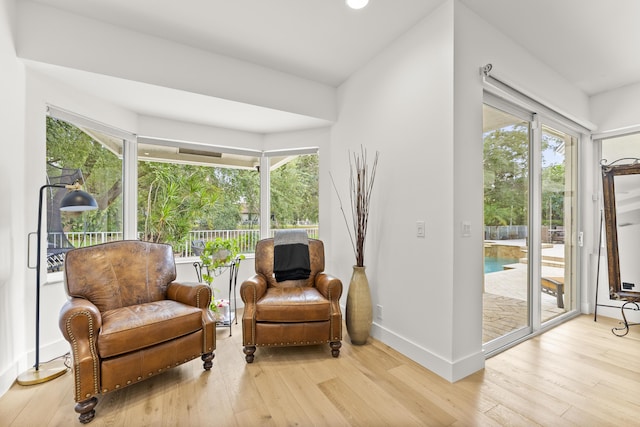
462, 221, 471, 237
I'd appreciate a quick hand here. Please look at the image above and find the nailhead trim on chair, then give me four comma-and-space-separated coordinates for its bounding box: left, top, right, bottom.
64, 310, 99, 399
250, 287, 257, 345
196, 286, 210, 310
256, 339, 329, 347
101, 354, 200, 393
197, 286, 213, 352
328, 286, 335, 341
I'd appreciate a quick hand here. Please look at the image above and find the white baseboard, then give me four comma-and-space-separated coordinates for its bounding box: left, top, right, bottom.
0, 360, 19, 398
369, 322, 484, 383
0, 338, 70, 400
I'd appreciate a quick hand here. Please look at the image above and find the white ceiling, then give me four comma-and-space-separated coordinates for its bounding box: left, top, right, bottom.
23, 0, 640, 133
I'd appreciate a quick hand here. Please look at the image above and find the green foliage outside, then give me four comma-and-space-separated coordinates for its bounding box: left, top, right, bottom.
46, 117, 319, 251
138, 161, 220, 248
270, 155, 319, 226
484, 124, 566, 228
46, 117, 122, 235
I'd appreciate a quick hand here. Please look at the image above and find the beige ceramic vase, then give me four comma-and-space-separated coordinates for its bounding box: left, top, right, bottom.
346, 266, 372, 345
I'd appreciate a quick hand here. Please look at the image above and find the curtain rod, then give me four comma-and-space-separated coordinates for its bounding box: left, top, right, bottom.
480, 64, 597, 134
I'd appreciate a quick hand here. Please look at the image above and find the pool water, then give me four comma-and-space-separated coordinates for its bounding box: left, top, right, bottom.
484, 257, 519, 273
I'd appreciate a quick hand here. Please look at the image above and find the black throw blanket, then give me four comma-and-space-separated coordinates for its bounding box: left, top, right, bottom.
273, 230, 310, 282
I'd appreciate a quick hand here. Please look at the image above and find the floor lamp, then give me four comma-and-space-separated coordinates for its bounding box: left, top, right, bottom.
17, 182, 98, 386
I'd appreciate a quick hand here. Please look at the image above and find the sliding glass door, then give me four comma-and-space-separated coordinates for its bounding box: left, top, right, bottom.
483, 96, 578, 354
540, 125, 577, 324
483, 102, 532, 349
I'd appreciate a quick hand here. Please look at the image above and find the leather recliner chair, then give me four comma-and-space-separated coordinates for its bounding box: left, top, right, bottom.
240, 237, 342, 363
59, 240, 216, 424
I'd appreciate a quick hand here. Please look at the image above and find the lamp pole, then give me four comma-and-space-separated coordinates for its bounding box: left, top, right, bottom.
18, 182, 97, 385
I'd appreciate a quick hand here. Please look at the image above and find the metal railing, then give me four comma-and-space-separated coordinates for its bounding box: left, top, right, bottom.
484, 225, 527, 240
61, 231, 124, 247
183, 228, 319, 257
49, 227, 319, 258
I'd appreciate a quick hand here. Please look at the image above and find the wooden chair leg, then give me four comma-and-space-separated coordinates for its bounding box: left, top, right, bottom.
201, 352, 214, 370
243, 345, 256, 363
75, 396, 98, 424
330, 341, 341, 357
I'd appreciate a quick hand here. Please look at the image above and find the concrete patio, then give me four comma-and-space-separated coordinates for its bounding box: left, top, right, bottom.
483, 241, 568, 343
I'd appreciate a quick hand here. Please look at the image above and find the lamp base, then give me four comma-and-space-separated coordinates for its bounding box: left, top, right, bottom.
17, 359, 67, 386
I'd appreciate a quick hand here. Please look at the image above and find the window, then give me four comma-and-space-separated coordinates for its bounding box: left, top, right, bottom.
45, 115, 124, 272
136, 141, 261, 256
135, 141, 320, 256
269, 153, 319, 238
46, 110, 321, 265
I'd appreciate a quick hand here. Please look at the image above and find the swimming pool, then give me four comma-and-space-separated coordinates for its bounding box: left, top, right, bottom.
484, 257, 519, 273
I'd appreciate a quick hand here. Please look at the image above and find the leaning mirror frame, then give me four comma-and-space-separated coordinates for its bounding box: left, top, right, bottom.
601, 158, 640, 301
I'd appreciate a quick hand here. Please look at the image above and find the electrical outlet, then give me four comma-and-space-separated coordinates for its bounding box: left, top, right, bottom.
376, 304, 383, 320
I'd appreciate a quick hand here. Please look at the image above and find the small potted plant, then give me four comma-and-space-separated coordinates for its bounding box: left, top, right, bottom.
199, 237, 245, 320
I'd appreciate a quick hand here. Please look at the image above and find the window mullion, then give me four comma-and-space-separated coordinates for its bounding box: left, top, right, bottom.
123, 138, 138, 240
259, 155, 270, 239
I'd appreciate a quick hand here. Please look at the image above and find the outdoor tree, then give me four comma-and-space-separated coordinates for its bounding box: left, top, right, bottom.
484, 123, 566, 230
483, 125, 530, 227
138, 162, 220, 249
541, 163, 566, 227
46, 117, 122, 235
270, 155, 319, 226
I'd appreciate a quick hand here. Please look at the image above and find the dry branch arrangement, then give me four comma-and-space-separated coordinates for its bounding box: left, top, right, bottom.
331, 146, 380, 267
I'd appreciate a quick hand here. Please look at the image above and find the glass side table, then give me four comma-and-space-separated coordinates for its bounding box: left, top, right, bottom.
193, 255, 242, 336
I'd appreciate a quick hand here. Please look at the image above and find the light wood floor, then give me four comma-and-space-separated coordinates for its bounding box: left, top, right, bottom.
1, 315, 638, 426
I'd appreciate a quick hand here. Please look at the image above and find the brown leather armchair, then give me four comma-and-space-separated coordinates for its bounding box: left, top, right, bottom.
240, 237, 342, 363
58, 240, 216, 424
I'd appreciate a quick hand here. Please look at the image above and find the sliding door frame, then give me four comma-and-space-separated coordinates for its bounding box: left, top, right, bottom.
483, 91, 582, 356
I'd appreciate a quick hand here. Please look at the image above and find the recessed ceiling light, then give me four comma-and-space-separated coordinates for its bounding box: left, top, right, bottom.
346, 0, 369, 10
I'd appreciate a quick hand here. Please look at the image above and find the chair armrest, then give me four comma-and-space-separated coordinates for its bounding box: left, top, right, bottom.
59, 298, 103, 342
315, 273, 343, 301
240, 275, 267, 305
239, 275, 267, 346
59, 298, 102, 401
166, 282, 212, 310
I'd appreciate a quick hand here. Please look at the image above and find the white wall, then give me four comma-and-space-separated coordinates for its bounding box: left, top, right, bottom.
0, 0, 26, 397
330, 0, 594, 382
591, 82, 640, 134
332, 1, 459, 380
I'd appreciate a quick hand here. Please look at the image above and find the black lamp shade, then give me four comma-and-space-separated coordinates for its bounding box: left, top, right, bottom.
59, 190, 98, 212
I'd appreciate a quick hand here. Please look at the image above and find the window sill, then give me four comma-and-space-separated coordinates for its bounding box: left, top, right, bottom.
46, 271, 64, 286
